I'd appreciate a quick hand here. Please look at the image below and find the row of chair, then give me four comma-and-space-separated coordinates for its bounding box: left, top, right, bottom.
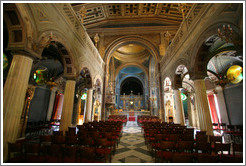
137, 115, 160, 125
7, 120, 124, 163
25, 121, 52, 137
108, 115, 127, 125
212, 123, 243, 132
141, 121, 243, 163
154, 141, 243, 163
7, 142, 112, 163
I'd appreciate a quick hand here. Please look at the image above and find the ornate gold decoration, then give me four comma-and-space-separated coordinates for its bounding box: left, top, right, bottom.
94, 33, 99, 48
178, 3, 187, 18
33, 32, 56, 50
79, 6, 87, 23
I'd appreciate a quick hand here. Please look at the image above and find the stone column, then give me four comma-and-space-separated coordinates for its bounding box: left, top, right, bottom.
46, 87, 57, 121
101, 72, 109, 120
59, 80, 76, 133
194, 79, 213, 135
3, 55, 33, 162
84, 88, 93, 123
98, 104, 102, 121
158, 66, 165, 121
215, 85, 229, 124
173, 89, 185, 125
187, 93, 193, 127
76, 95, 82, 125
194, 105, 200, 129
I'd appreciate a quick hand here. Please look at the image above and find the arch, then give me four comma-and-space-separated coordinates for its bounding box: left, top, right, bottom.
78, 61, 96, 83
37, 31, 76, 76
104, 35, 160, 66
190, 22, 242, 74
76, 67, 93, 89
163, 77, 172, 92
182, 73, 195, 93
120, 76, 144, 95
114, 63, 148, 80
93, 74, 103, 88
94, 75, 103, 95
162, 74, 173, 87
173, 59, 190, 75
119, 74, 145, 91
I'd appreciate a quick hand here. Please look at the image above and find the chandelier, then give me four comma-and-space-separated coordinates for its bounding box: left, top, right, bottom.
217, 24, 233, 43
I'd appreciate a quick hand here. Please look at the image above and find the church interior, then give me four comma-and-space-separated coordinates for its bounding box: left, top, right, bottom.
2, 2, 244, 164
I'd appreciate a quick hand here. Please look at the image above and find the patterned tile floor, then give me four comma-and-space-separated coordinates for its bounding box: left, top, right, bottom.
111, 121, 154, 163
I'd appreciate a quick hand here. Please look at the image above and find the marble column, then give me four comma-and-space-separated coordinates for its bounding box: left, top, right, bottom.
173, 89, 185, 125
46, 87, 57, 121
158, 75, 165, 121
194, 79, 213, 135
98, 104, 102, 121
3, 55, 33, 162
59, 80, 75, 133
194, 105, 200, 129
187, 94, 193, 127
215, 85, 229, 124
76, 95, 82, 125
84, 89, 93, 123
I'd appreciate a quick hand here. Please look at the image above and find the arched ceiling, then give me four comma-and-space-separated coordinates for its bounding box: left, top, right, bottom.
120, 77, 143, 95
117, 44, 145, 55
113, 43, 150, 62
72, 3, 193, 35
120, 66, 143, 75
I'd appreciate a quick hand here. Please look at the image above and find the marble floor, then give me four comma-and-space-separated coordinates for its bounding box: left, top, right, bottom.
111, 121, 154, 163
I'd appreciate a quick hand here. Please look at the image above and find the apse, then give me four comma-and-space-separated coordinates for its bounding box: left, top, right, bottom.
120, 77, 143, 95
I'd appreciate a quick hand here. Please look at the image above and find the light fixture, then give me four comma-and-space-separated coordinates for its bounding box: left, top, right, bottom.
78, 119, 83, 125
3, 53, 8, 70
130, 101, 133, 105
81, 93, 87, 100
181, 93, 187, 100
217, 24, 233, 43
227, 65, 243, 84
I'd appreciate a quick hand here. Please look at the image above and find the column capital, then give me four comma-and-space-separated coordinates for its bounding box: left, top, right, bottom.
63, 74, 77, 81
11, 49, 40, 60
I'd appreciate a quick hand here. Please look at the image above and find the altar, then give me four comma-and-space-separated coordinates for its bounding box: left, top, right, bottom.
112, 109, 150, 121
120, 91, 146, 111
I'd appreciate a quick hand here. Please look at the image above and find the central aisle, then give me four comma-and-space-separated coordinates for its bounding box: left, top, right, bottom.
111, 121, 154, 163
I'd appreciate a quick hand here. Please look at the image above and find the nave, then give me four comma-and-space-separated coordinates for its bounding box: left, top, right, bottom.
112, 121, 153, 163
2, 2, 243, 164
7, 116, 243, 164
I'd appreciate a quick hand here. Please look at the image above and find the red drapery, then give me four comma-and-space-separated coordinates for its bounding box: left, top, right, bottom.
51, 93, 64, 121
208, 95, 218, 123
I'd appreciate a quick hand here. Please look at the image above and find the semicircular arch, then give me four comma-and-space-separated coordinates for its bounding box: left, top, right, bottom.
114, 62, 148, 80
104, 35, 159, 66
190, 22, 242, 73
